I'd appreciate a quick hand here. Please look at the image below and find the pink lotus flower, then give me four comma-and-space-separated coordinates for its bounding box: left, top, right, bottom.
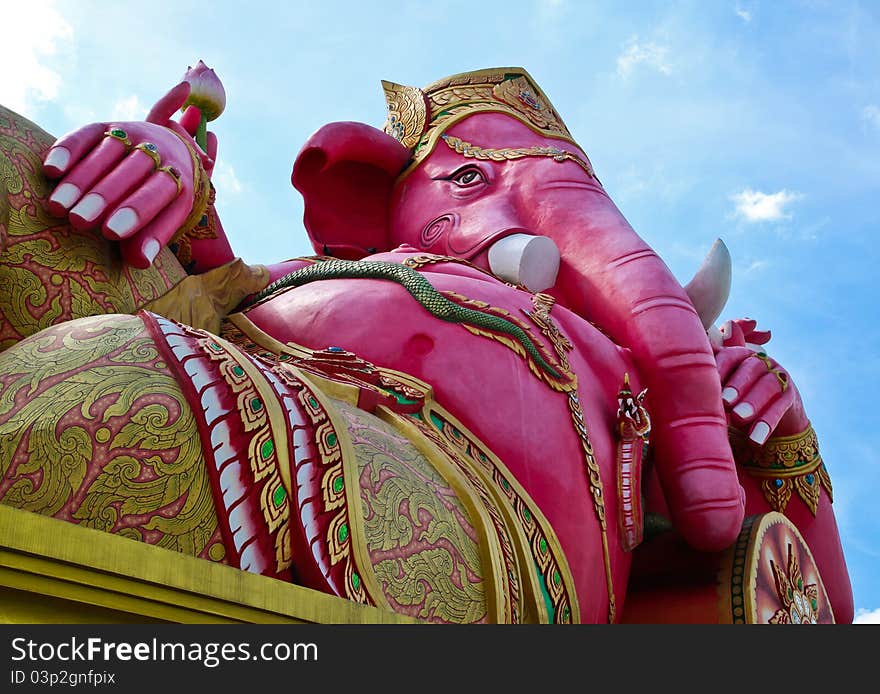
182, 60, 226, 121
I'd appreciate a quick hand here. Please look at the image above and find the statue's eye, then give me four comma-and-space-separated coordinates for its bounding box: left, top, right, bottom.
450, 167, 486, 188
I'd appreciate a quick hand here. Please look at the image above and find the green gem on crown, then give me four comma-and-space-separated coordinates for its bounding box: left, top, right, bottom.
251, 398, 263, 412
352, 572, 361, 590
333, 476, 344, 493
326, 432, 338, 447
539, 538, 548, 554
231, 365, 245, 377
338, 523, 349, 542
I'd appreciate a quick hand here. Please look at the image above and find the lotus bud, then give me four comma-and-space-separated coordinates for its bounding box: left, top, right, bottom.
181, 60, 226, 150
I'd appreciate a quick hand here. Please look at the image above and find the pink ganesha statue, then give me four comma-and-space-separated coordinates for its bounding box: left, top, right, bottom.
0, 63, 853, 624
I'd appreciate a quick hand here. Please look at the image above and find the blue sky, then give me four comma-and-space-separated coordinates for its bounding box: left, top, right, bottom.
2, 0, 878, 622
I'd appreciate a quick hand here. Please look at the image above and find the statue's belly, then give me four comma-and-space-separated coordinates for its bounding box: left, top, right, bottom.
243, 268, 640, 622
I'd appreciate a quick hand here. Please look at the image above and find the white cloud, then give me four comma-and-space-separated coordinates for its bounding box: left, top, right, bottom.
730, 188, 803, 222
616, 37, 672, 79
213, 157, 243, 196
745, 259, 769, 274
110, 95, 147, 122
735, 4, 752, 22
0, 1, 72, 116
862, 105, 880, 129
854, 608, 880, 624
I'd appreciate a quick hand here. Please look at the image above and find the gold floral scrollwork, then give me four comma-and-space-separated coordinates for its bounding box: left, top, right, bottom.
0, 314, 219, 559
381, 81, 428, 149
336, 400, 489, 623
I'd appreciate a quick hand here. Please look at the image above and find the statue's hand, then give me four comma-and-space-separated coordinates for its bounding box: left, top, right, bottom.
42, 82, 217, 269
713, 318, 809, 444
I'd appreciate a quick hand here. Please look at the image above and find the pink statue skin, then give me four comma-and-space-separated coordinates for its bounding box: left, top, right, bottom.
39, 75, 853, 623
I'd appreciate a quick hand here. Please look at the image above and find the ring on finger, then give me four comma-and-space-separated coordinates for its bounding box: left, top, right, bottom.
771, 368, 789, 392
158, 165, 183, 196
135, 142, 161, 170
751, 352, 788, 392
104, 128, 132, 148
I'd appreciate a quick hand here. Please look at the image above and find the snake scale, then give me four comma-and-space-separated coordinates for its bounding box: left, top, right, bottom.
246, 259, 562, 379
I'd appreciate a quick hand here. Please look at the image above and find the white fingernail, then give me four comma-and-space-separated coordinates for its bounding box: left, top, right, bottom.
722, 387, 738, 403
143, 239, 161, 264
106, 208, 138, 238
733, 402, 754, 419
750, 421, 771, 445
71, 193, 105, 221
44, 147, 70, 171
49, 182, 80, 209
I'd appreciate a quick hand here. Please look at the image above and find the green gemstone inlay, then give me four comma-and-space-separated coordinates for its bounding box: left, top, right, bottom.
553, 570, 561, 586
539, 538, 548, 554
811, 598, 818, 610
251, 398, 263, 412
338, 523, 349, 542
523, 508, 532, 521
272, 485, 286, 508
430, 412, 444, 431
110, 128, 126, 137
352, 572, 361, 590
232, 365, 245, 377
308, 396, 318, 408
327, 432, 338, 447
261, 439, 274, 460
333, 476, 344, 493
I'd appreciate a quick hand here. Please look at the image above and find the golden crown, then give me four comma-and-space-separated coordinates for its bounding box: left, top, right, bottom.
381, 67, 576, 171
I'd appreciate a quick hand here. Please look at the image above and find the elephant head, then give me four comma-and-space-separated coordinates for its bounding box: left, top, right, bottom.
290, 67, 744, 552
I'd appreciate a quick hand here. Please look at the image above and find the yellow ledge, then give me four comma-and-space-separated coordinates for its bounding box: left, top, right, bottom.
0, 505, 416, 624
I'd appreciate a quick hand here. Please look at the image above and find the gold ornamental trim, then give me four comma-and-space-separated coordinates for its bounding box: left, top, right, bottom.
211, 335, 293, 497
295, 370, 388, 609
441, 135, 596, 179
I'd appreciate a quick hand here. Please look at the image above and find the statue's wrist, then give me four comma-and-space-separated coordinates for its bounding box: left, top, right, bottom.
167, 128, 213, 244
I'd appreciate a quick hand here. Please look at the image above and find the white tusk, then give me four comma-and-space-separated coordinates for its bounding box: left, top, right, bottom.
487, 233, 561, 292
684, 238, 732, 330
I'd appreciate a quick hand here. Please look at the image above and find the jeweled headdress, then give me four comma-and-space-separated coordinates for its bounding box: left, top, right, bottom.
381, 67, 577, 174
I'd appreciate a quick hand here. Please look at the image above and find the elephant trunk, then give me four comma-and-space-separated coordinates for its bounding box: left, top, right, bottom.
547, 193, 744, 551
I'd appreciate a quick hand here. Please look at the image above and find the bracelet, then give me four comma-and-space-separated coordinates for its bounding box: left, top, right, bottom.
167, 128, 212, 245
729, 424, 833, 516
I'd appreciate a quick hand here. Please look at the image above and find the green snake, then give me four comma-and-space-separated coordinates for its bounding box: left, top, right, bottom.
246, 259, 563, 379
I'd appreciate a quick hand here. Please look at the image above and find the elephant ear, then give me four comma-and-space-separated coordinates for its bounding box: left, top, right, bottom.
292, 121, 412, 260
